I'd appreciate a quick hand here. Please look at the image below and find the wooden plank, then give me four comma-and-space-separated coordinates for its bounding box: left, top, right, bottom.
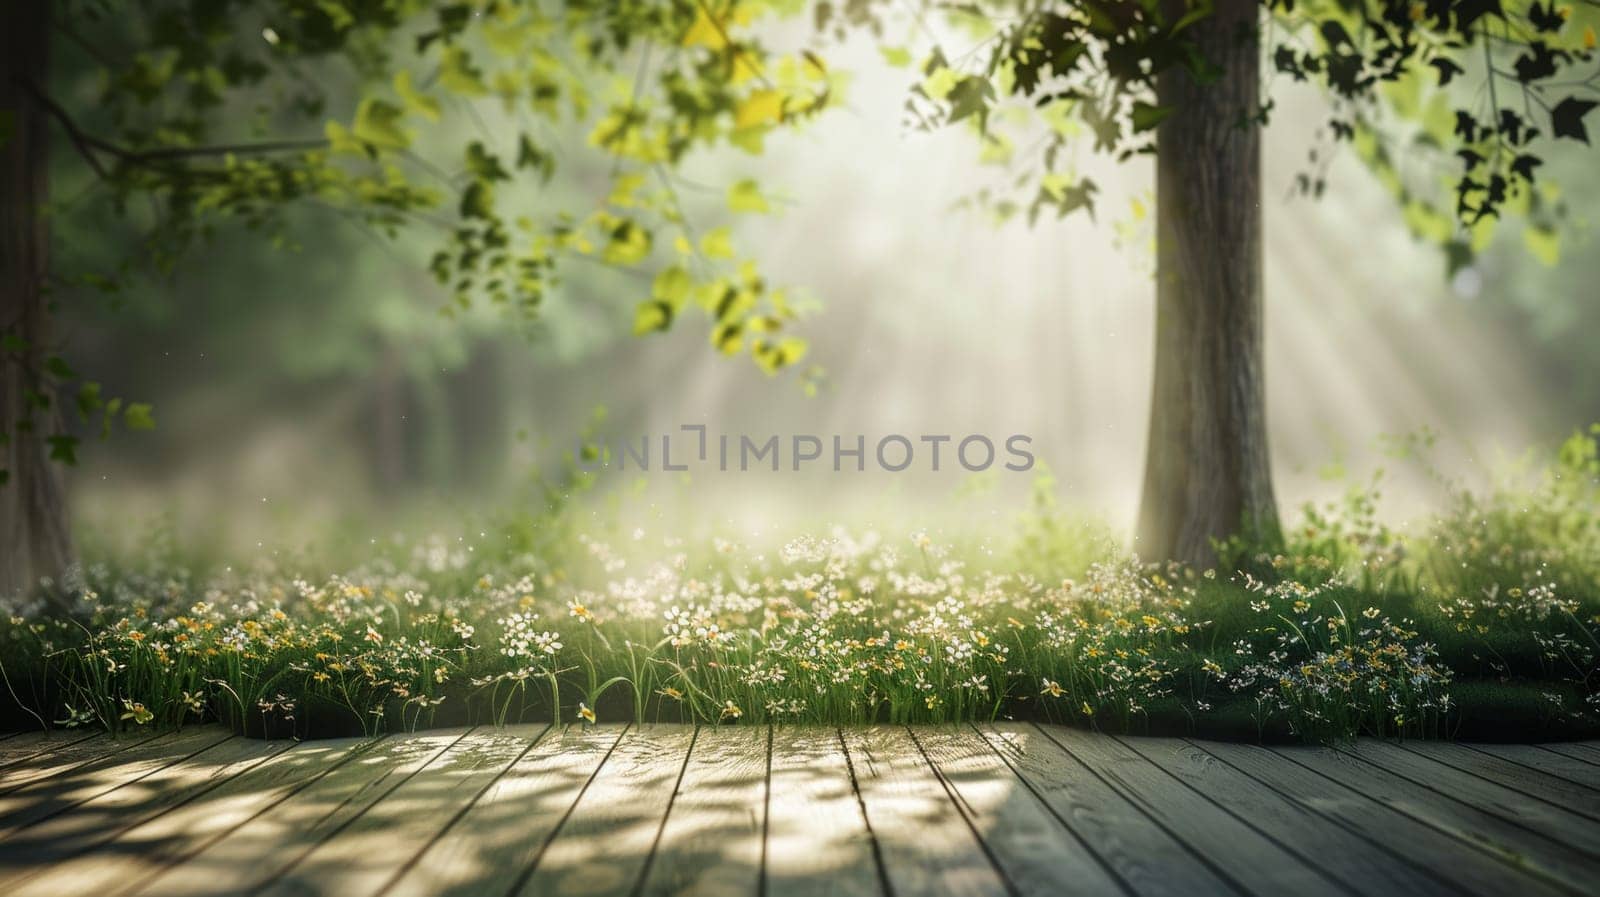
512, 724, 697, 897
1040, 726, 1345, 897
6, 738, 366, 897
256, 725, 545, 897
0, 731, 162, 792
842, 726, 1009, 897
1279, 743, 1600, 894
978, 724, 1230, 897
0, 727, 230, 836
1349, 742, 1600, 854
123, 729, 467, 897
0, 730, 100, 769
763, 726, 881, 897
913, 727, 1123, 897
1199, 740, 1566, 897
636, 725, 767, 897
1540, 743, 1600, 766
1467, 745, 1600, 791
383, 724, 625, 897
0, 735, 288, 887
1408, 742, 1600, 810
1140, 738, 1484, 897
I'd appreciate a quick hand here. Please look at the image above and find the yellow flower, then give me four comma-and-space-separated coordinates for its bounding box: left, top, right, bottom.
720, 700, 743, 720
1080, 701, 1094, 717
1041, 679, 1065, 698
1586, 24, 1598, 50
657, 686, 684, 700
578, 702, 596, 724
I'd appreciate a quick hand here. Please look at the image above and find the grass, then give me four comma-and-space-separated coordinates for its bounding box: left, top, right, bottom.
1, 427, 1597, 744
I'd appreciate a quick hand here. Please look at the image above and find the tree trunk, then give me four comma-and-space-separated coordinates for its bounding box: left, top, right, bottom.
1136, 0, 1280, 567
1, 0, 77, 598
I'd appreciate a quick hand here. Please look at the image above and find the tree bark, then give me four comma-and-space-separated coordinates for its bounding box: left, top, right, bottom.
1137, 0, 1280, 567
2, 0, 77, 598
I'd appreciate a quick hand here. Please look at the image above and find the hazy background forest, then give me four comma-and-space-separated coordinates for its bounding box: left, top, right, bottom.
56, 33, 1597, 559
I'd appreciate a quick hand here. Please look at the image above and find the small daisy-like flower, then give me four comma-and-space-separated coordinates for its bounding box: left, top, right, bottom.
1040, 678, 1065, 698
578, 702, 596, 724
720, 700, 742, 720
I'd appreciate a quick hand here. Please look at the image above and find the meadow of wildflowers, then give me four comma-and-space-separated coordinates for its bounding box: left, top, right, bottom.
1, 428, 1597, 744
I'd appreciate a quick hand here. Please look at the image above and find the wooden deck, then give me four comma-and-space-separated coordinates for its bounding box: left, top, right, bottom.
1, 724, 1598, 897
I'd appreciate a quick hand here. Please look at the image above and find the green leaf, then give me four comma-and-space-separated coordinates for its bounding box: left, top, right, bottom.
352, 98, 410, 150
652, 265, 691, 305
1551, 96, 1597, 144
124, 403, 156, 431
394, 71, 441, 122
700, 226, 735, 259
44, 356, 76, 379
727, 179, 770, 213
1523, 225, 1560, 266
1131, 102, 1174, 133
632, 300, 675, 335
880, 46, 913, 68
47, 435, 79, 465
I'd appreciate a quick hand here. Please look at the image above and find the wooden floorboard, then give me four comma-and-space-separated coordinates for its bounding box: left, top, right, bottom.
1281, 743, 1600, 895
0, 734, 289, 888
1127, 736, 1458, 897
0, 730, 102, 770
1195, 740, 1567, 897
511, 724, 696, 897
914, 726, 1123, 897
1346, 742, 1600, 856
979, 723, 1234, 897
123, 729, 466, 897
1462, 743, 1600, 792
0, 731, 163, 793
8, 737, 368, 897
1540, 741, 1600, 766
383, 724, 624, 897
1401, 742, 1600, 817
2, 725, 1598, 897
259, 724, 545, 897
0, 728, 232, 837
762, 727, 880, 897
842, 726, 1010, 897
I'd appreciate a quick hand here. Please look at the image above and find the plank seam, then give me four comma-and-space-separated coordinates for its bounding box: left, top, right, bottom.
241, 727, 478, 897
371, 723, 554, 897
1030, 723, 1259, 897
1109, 734, 1363, 897
1271, 746, 1592, 897
904, 726, 1024, 897
1183, 738, 1537, 897
10, 729, 237, 833
108, 736, 395, 897
1338, 745, 1600, 860
1438, 742, 1600, 804
967, 723, 1138, 897
2, 736, 294, 885
1536, 743, 1600, 768
628, 724, 701, 897
836, 728, 895, 897
503, 723, 631, 897
757, 723, 773, 897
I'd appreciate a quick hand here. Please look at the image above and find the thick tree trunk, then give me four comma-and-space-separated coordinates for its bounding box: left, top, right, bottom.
1, 0, 77, 598
1137, 0, 1280, 567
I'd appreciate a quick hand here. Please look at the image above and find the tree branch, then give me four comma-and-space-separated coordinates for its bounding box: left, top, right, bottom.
16, 76, 328, 176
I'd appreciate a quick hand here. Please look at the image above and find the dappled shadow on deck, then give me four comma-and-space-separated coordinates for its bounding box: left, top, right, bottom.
2, 723, 1599, 897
